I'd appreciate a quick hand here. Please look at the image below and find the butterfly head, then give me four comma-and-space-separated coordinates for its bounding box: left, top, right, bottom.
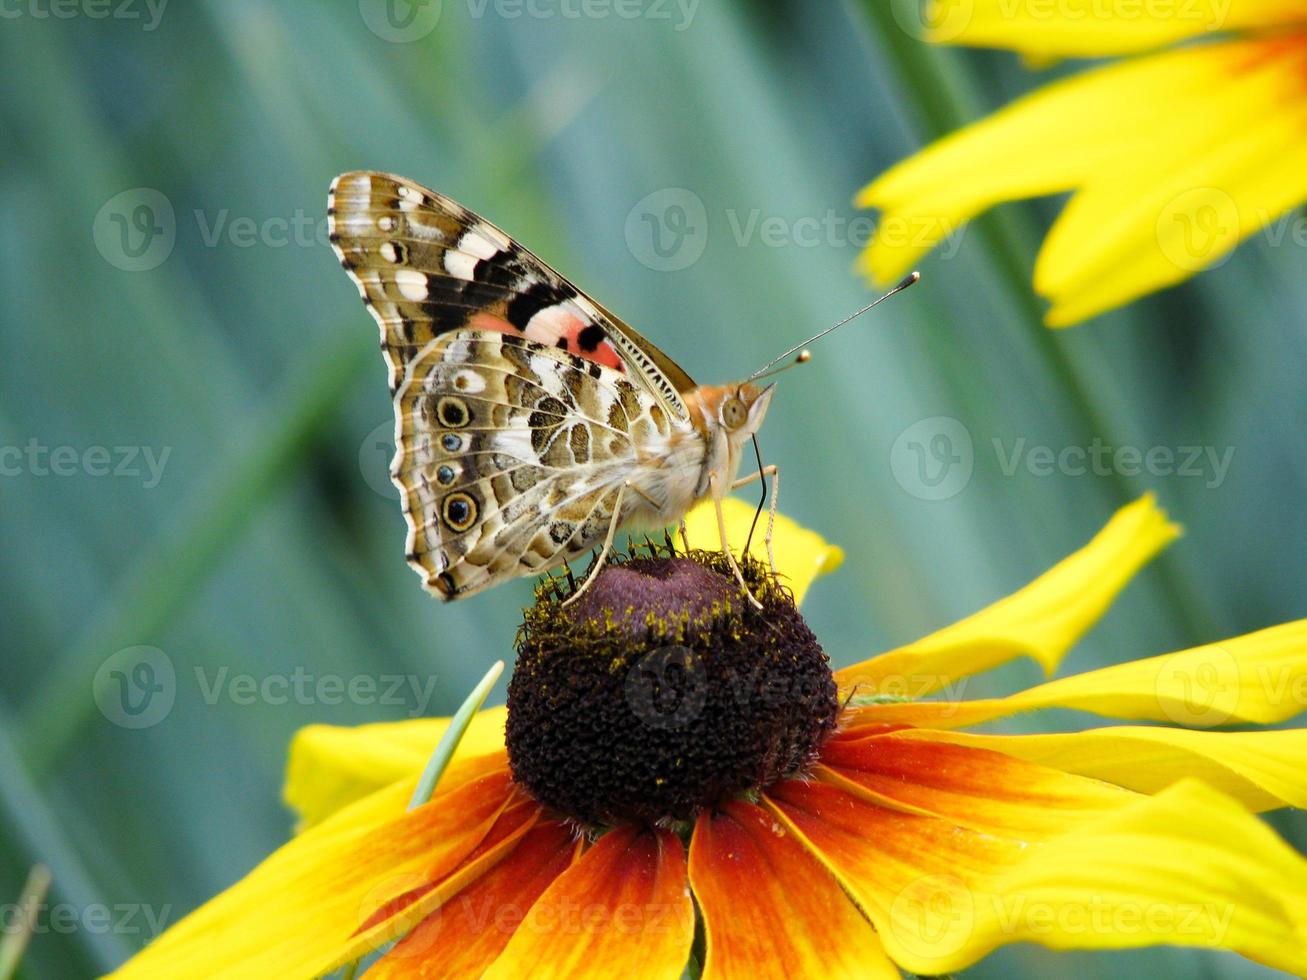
718, 381, 775, 436
687, 382, 775, 491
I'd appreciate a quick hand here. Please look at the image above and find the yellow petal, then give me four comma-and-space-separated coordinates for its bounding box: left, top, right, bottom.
888, 726, 1307, 811
682, 497, 843, 606
109, 771, 532, 979
855, 42, 1245, 284
1038, 38, 1307, 325
972, 780, 1307, 975
284, 706, 508, 829
837, 494, 1178, 695
924, 0, 1307, 56
847, 618, 1307, 729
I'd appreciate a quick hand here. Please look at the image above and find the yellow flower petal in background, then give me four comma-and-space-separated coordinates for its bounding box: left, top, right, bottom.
683, 496, 843, 605
838, 494, 1178, 695
858, 22, 1307, 325
1037, 39, 1307, 325
284, 706, 508, 829
892, 726, 1307, 811
856, 43, 1242, 284
848, 618, 1307, 729
926, 0, 1306, 56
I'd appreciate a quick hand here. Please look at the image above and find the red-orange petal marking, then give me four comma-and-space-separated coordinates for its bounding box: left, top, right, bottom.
371, 819, 579, 979
482, 825, 694, 980
108, 769, 519, 979
765, 777, 1029, 975
689, 801, 899, 979
818, 730, 1129, 836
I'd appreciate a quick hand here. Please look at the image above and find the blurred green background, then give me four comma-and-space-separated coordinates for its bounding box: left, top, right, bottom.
2, 1, 1304, 976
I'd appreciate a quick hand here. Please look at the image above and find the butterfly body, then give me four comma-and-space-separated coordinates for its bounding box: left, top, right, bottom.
330, 172, 773, 599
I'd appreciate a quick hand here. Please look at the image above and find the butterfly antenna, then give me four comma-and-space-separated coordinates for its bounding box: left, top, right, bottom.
747, 271, 919, 382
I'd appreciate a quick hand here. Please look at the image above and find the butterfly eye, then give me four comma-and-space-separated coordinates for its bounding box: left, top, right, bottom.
721, 398, 747, 429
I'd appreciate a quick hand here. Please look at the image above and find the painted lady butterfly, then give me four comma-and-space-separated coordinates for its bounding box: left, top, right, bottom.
329, 172, 913, 604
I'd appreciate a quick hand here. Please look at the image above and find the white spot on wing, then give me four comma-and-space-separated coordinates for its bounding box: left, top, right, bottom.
453, 369, 485, 394
457, 229, 502, 261
495, 425, 535, 461
395, 268, 428, 300
444, 250, 479, 281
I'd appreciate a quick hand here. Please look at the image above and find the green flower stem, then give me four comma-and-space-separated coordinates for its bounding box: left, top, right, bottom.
0, 723, 127, 972
856, 1, 1215, 642
409, 661, 505, 810
0, 864, 52, 980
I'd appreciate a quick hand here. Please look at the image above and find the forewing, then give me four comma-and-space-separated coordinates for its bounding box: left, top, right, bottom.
393, 331, 678, 599
328, 171, 693, 422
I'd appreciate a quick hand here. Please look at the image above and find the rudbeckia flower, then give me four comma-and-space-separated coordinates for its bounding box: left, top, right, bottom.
109, 496, 1307, 978
857, 5, 1307, 325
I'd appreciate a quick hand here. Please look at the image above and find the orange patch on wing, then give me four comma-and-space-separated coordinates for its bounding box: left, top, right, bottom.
371, 819, 579, 979
689, 801, 898, 980
481, 825, 694, 980
469, 312, 521, 335
817, 730, 1129, 836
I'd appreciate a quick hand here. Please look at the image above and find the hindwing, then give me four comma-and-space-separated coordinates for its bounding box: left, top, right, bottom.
393, 331, 679, 599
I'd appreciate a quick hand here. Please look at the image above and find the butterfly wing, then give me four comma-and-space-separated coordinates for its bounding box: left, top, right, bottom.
390, 330, 679, 599
328, 171, 695, 420
328, 172, 699, 598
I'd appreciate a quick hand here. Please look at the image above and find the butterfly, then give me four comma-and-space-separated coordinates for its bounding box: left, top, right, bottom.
328, 171, 781, 604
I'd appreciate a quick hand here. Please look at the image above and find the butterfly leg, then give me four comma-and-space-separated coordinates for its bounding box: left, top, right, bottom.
561, 483, 628, 609
732, 465, 780, 575
678, 519, 690, 555
709, 473, 764, 609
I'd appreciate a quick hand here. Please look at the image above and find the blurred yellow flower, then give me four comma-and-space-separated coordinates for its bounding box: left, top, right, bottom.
857, 3, 1307, 325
